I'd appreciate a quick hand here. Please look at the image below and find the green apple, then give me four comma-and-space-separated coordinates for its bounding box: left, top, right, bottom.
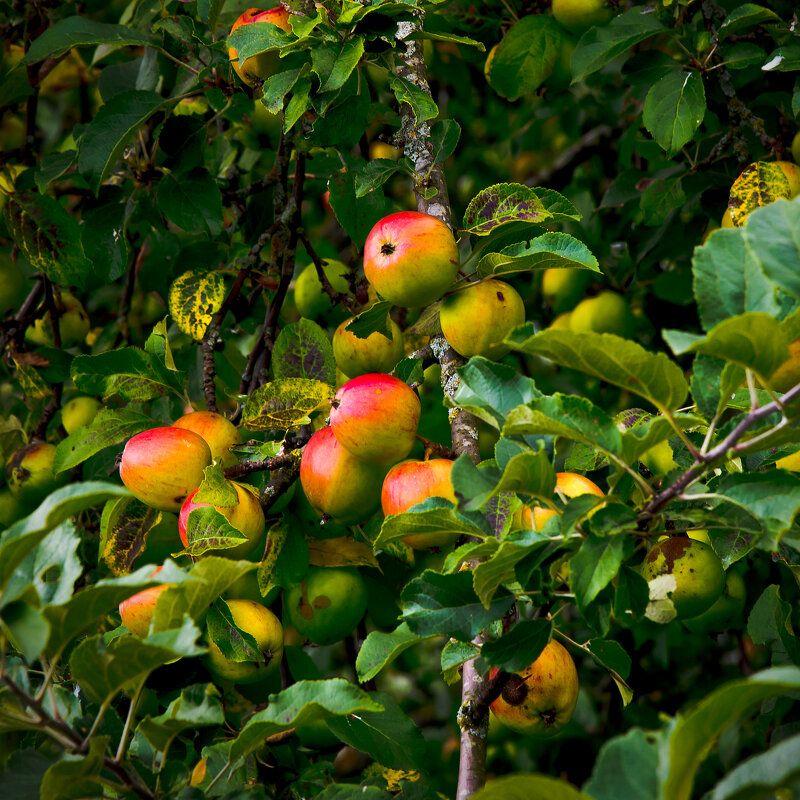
332, 315, 404, 378
552, 0, 613, 35
792, 131, 800, 165
684, 571, 746, 633
569, 291, 634, 338
541, 268, 591, 314
294, 260, 352, 319
25, 292, 90, 347
0, 487, 30, 528
6, 442, 69, 504
61, 396, 101, 435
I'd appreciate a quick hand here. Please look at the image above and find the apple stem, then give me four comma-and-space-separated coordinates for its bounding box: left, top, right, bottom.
415, 434, 456, 460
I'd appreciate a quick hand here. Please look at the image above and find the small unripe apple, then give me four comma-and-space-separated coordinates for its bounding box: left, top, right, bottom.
294, 260, 351, 319
720, 208, 735, 229
0, 253, 26, 315
206, 598, 284, 684
25, 292, 90, 347
332, 316, 404, 379
549, 311, 572, 330
300, 427, 385, 525
684, 571, 746, 634
61, 396, 102, 435
330, 373, 421, 465
119, 566, 170, 637
6, 441, 69, 504
119, 427, 212, 512
439, 279, 525, 361
512, 471, 603, 531
641, 536, 725, 620
0, 486, 30, 528
552, 0, 613, 34
228, 7, 292, 87
776, 160, 800, 197
569, 291, 634, 338
363, 211, 460, 308
284, 566, 368, 646
381, 458, 458, 549
172, 410, 242, 467
179, 481, 265, 559
541, 268, 591, 314
792, 131, 800, 165
768, 337, 800, 394
489, 640, 579, 735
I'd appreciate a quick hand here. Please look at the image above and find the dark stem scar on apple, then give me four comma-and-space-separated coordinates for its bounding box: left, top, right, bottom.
500, 674, 528, 706
380, 243, 396, 256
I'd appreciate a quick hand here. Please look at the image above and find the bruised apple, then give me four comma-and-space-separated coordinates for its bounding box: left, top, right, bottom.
179, 481, 265, 559
489, 640, 579, 736
228, 7, 292, 87
363, 211, 460, 308
439, 279, 525, 360
300, 427, 385, 525
173, 410, 242, 467
381, 458, 458, 549
119, 566, 170, 637
513, 472, 603, 531
120, 427, 212, 512
332, 316, 404, 378
329, 373, 421, 465
284, 566, 368, 646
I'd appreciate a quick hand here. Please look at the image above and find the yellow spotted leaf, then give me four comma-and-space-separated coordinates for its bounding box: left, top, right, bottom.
257, 521, 287, 597
168, 270, 226, 341
242, 378, 332, 431
308, 537, 380, 569
728, 162, 792, 227
13, 358, 52, 400
99, 496, 163, 576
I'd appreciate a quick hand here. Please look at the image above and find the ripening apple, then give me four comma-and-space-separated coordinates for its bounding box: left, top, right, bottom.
205, 598, 284, 684
61, 396, 101, 435
362, 211, 460, 308
228, 6, 292, 87
792, 131, 800, 165
641, 536, 725, 620
329, 373, 421, 465
684, 570, 746, 634
300, 427, 386, 525
439, 279, 525, 361
0, 486, 30, 528
284, 566, 368, 646
381, 458, 457, 549
294, 260, 351, 319
767, 337, 800, 394
172, 410, 242, 467
119, 427, 212, 512
552, 0, 613, 34
332, 315, 404, 379
569, 291, 634, 338
179, 481, 265, 559
25, 292, 90, 347
489, 640, 579, 736
119, 566, 170, 637
6, 441, 69, 504
512, 471, 603, 531
541, 268, 591, 314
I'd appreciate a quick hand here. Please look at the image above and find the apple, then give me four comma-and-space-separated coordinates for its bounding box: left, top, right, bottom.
179, 481, 266, 559
720, 208, 735, 229
118, 566, 170, 637
228, 6, 292, 87
641, 536, 725, 620
381, 458, 458, 549
489, 640, 579, 736
767, 337, 800, 394
329, 373, 421, 465
0, 486, 30, 528
172, 410, 242, 467
369, 141, 401, 161
294, 259, 351, 319
792, 131, 800, 165
684, 571, 746, 634
569, 291, 634, 338
300, 427, 386, 525
549, 311, 573, 330
0, 253, 26, 315
541, 268, 592, 314
552, 0, 613, 35
362, 211, 460, 308
332, 315, 404, 379
284, 566, 368, 646
205, 598, 284, 684
119, 427, 212, 512
61, 396, 101, 435
25, 291, 90, 347
512, 471, 603, 531
439, 279, 525, 361
776, 160, 800, 197
6, 442, 69, 504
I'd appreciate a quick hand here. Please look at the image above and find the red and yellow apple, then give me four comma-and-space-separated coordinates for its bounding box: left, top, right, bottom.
173, 410, 242, 467
228, 6, 292, 87
332, 316, 404, 379
119, 566, 170, 637
119, 427, 212, 512
513, 471, 603, 531
363, 211, 460, 308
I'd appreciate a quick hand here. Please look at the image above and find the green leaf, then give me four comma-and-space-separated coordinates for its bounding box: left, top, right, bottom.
354, 159, 405, 198
98, 497, 162, 576
485, 16, 562, 101
401, 570, 514, 641
178, 506, 248, 558
745, 198, 800, 300
328, 164, 387, 247
430, 119, 461, 166
229, 679, 384, 760
272, 319, 336, 384
718, 4, 780, 39
585, 639, 632, 681
374, 498, 491, 548
709, 733, 800, 800
389, 76, 438, 125
571, 8, 665, 83
746, 585, 800, 664
39, 736, 108, 800
660, 666, 800, 800
664, 312, 788, 379
462, 183, 552, 236
226, 20, 293, 62
642, 70, 705, 155
157, 170, 223, 237
261, 66, 310, 113
53, 408, 154, 473
471, 774, 593, 800
70, 615, 205, 705
24, 16, 156, 63
480, 619, 552, 672
345, 301, 394, 340
569, 535, 633, 612
442, 639, 480, 684
476, 232, 600, 279
506, 327, 689, 413
583, 728, 659, 800
356, 623, 422, 683
327, 691, 427, 771
78, 90, 165, 194
242, 378, 333, 430
206, 600, 264, 664
312, 38, 364, 92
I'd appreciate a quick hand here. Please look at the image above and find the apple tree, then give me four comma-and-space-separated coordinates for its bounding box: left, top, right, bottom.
1, 0, 800, 798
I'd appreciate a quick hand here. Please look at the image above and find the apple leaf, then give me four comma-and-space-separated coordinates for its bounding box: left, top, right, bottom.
479, 619, 552, 672
476, 232, 601, 279
746, 585, 800, 664
205, 600, 265, 664
242, 378, 332, 430
354, 158, 406, 198
175, 506, 248, 558
441, 639, 481, 685
167, 268, 226, 341
311, 38, 364, 93
727, 162, 793, 228
642, 70, 706, 156
619, 412, 702, 466
193, 464, 238, 507
98, 497, 162, 576
344, 301, 394, 340
39, 736, 108, 800
226, 20, 292, 62
570, 535, 634, 612
389, 76, 438, 125
308, 536, 380, 569
471, 774, 593, 800
273, 318, 336, 384
356, 623, 423, 683
585, 639, 632, 681
718, 4, 780, 38
583, 728, 660, 800
745, 197, 800, 300
461, 182, 552, 235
